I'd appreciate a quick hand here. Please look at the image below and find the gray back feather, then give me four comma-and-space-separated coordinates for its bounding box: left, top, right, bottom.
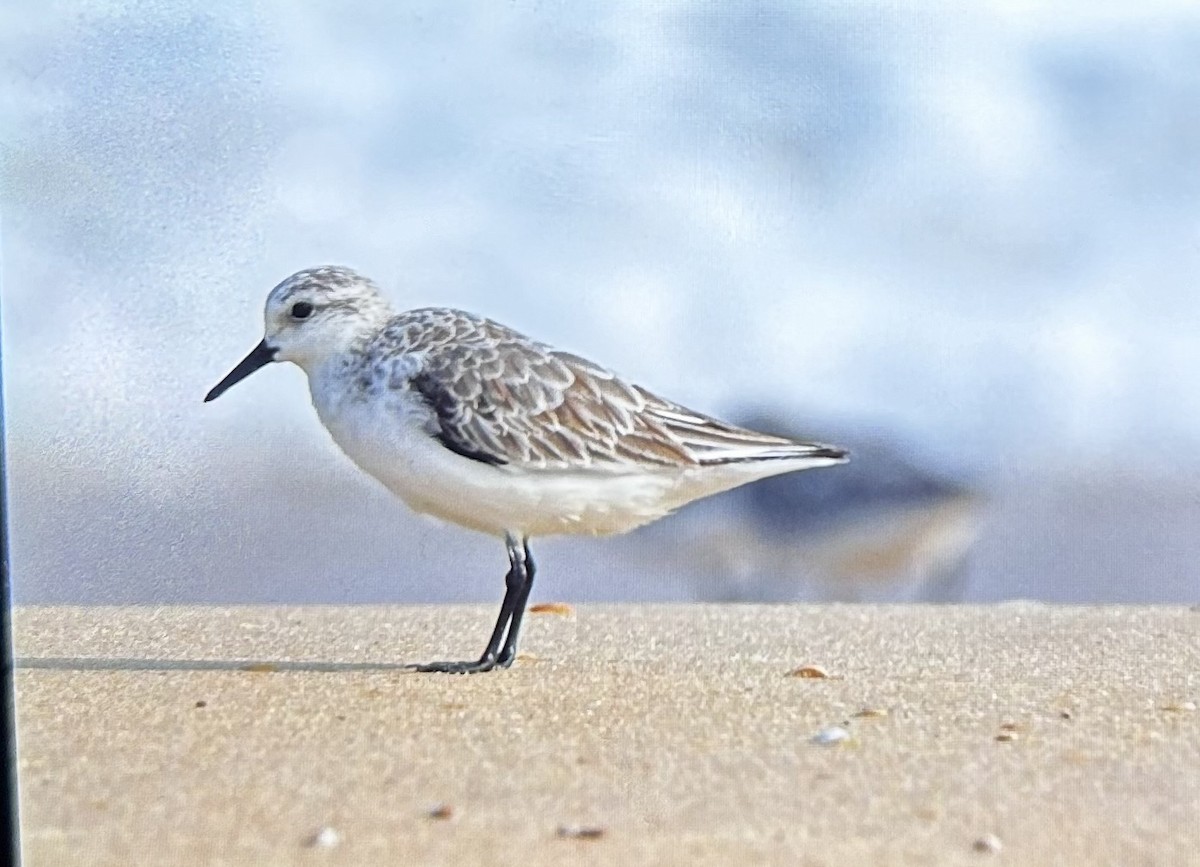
367, 308, 844, 471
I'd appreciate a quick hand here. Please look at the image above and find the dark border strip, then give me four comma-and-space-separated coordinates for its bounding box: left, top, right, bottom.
0, 263, 19, 867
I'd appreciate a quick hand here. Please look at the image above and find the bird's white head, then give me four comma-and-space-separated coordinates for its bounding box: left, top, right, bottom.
205, 266, 393, 402
263, 266, 393, 366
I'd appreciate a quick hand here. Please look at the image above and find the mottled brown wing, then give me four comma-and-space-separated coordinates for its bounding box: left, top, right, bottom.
398, 308, 845, 471
402, 313, 687, 469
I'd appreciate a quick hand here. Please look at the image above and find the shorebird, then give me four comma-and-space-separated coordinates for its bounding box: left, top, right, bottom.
625, 420, 981, 603
205, 266, 847, 673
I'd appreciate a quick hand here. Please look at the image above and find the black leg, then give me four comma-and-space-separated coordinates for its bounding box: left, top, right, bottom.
407, 534, 533, 674
497, 539, 536, 667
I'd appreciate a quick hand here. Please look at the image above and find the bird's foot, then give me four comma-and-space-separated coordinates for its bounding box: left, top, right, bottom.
405, 654, 512, 674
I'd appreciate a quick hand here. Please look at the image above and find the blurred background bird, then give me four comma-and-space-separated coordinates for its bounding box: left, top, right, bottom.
613, 415, 984, 603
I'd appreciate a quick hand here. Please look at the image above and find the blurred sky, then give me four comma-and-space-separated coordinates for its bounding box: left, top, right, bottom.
3, 1, 1200, 603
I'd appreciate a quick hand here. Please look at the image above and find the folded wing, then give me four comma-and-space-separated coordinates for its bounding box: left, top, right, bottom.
394, 309, 846, 472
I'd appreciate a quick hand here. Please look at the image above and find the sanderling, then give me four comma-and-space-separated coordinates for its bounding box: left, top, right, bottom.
631, 420, 981, 603
205, 266, 847, 673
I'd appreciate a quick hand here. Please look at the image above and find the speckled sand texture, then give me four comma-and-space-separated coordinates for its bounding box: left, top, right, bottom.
14, 604, 1200, 865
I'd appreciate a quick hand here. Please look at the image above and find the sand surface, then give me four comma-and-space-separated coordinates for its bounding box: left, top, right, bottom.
13, 604, 1200, 866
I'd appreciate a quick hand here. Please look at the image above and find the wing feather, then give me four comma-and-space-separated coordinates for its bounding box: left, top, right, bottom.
385, 309, 845, 470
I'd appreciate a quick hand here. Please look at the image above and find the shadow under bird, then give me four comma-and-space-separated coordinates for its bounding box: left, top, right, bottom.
205, 266, 847, 672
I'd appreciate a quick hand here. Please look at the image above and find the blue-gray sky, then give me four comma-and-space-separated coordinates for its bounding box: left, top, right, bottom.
4, 1, 1200, 603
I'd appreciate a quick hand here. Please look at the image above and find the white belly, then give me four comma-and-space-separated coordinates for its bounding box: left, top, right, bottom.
309, 375, 691, 537
306, 369, 820, 539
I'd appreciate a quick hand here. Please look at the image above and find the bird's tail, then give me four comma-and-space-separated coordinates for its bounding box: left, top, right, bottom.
644, 400, 848, 467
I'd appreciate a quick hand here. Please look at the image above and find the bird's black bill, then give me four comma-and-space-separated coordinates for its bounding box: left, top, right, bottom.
204, 339, 277, 402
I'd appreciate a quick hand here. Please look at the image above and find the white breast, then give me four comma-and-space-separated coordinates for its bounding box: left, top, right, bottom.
303, 358, 807, 539
303, 361, 683, 537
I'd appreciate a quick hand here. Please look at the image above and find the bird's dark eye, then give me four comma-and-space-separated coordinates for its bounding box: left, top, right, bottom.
290, 301, 314, 320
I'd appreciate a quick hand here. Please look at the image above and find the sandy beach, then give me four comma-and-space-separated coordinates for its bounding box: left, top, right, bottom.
13, 603, 1200, 866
